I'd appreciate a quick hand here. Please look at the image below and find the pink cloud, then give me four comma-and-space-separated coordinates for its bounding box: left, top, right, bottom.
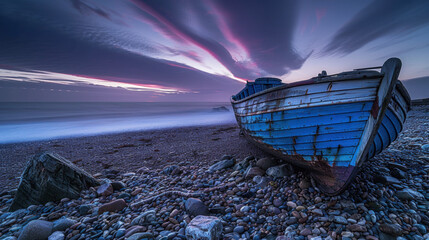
316, 8, 326, 24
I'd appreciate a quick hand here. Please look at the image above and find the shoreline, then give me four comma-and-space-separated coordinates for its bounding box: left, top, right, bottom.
0, 123, 270, 192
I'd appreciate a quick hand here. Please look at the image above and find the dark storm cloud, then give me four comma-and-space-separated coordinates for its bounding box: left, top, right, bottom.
137, 0, 307, 77
324, 0, 429, 55
211, 0, 308, 75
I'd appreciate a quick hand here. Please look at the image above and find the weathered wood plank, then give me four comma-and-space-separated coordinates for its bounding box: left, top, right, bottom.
385, 109, 402, 133
266, 138, 360, 150
392, 89, 408, 120
261, 130, 363, 145
242, 111, 370, 132
240, 102, 373, 124
276, 146, 357, 156
235, 92, 376, 117
233, 79, 380, 108
294, 154, 354, 162
388, 97, 406, 125
247, 121, 367, 138
382, 113, 398, 143
373, 134, 383, 155
378, 123, 391, 150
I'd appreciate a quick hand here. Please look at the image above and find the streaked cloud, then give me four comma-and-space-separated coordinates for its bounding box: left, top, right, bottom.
323, 0, 429, 55
0, 68, 186, 93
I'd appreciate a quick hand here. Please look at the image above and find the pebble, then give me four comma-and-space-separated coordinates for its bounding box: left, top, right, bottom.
286, 201, 297, 208
98, 199, 127, 214
78, 204, 91, 215
111, 181, 126, 190
52, 217, 76, 232
300, 228, 312, 236
127, 232, 154, 240
1, 107, 428, 240
115, 228, 126, 238
333, 216, 348, 225
96, 183, 113, 197
379, 223, 403, 236
234, 226, 245, 234
48, 231, 65, 240
208, 159, 235, 172
170, 209, 180, 218
272, 198, 283, 207
298, 178, 310, 189
348, 224, 367, 232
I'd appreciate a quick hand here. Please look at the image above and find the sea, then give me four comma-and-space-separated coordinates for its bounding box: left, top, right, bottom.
0, 102, 236, 144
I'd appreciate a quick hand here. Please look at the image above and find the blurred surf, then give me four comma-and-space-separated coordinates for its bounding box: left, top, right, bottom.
0, 102, 235, 144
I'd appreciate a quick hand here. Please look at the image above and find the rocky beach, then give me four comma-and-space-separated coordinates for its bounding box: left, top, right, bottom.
0, 105, 428, 240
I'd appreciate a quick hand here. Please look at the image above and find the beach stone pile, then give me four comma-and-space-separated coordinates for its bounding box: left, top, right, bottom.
0, 107, 428, 240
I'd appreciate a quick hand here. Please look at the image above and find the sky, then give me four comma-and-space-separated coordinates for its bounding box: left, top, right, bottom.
0, 0, 428, 102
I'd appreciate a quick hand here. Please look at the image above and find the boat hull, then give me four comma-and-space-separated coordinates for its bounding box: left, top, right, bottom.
231, 58, 409, 194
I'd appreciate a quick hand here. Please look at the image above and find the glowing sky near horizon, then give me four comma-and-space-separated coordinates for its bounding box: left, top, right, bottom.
1, 0, 429, 101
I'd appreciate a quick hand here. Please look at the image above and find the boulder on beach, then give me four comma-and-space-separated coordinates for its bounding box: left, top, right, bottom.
208, 158, 235, 172
186, 215, 223, 240
18, 219, 53, 240
186, 198, 209, 216
9, 152, 99, 211
266, 164, 293, 178
396, 188, 424, 200
245, 167, 265, 179
255, 157, 278, 170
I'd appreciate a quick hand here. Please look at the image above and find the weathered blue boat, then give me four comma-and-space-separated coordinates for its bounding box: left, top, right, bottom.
231, 58, 411, 195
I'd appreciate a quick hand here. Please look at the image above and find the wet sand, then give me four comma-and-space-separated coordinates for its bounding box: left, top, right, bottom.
0, 124, 269, 192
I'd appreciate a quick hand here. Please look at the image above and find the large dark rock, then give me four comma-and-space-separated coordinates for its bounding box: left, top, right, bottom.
18, 220, 53, 240
208, 159, 235, 172
185, 198, 210, 216
255, 157, 278, 170
9, 152, 99, 211
396, 188, 424, 200
245, 167, 265, 179
266, 164, 293, 178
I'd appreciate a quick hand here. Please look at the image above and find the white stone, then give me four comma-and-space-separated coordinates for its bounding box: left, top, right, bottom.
185, 215, 223, 240
48, 231, 65, 240
287, 201, 297, 208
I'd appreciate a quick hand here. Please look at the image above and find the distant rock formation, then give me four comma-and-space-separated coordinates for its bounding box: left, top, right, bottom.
9, 152, 99, 211
212, 106, 229, 112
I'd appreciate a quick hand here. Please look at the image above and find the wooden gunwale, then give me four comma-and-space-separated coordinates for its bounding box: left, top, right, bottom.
234, 86, 378, 111
231, 72, 383, 104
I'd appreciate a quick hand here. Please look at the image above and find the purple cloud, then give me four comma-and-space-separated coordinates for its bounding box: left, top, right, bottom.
323, 0, 429, 55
